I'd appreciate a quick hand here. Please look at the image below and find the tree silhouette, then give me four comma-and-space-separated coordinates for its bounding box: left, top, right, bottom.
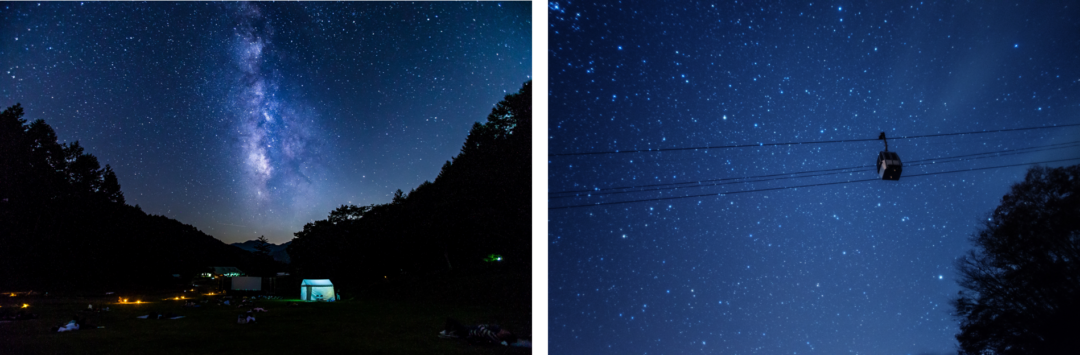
392, 189, 407, 205
327, 204, 369, 223
100, 164, 125, 204
952, 164, 1080, 355
255, 235, 272, 256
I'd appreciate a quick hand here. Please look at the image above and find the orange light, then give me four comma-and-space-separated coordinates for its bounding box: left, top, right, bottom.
136, 300, 141, 304
9, 293, 15, 297
22, 304, 29, 308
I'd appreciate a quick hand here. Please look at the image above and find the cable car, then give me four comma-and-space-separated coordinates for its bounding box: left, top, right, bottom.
877, 132, 902, 180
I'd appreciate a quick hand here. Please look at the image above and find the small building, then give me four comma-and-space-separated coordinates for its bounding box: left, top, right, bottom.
196, 267, 247, 293
300, 279, 335, 301
202, 267, 245, 278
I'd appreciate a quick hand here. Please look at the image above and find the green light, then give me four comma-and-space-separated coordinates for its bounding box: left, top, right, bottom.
484, 254, 503, 262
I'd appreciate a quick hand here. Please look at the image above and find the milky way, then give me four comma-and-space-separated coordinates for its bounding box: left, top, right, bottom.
1, 2, 531, 243
230, 2, 322, 220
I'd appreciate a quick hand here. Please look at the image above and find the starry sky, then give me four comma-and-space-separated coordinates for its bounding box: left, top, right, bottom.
1, 2, 531, 244
549, 1, 1079, 354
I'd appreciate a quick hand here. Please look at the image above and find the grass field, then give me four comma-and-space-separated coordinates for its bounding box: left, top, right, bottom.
0, 271, 531, 354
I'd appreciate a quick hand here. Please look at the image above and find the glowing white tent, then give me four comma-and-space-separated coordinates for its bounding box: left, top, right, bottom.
300, 279, 335, 301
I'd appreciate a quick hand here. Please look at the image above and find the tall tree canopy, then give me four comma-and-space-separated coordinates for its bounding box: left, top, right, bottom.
952, 164, 1080, 354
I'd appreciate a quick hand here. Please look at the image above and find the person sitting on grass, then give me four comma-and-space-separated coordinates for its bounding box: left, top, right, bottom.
52, 315, 85, 333
52, 320, 78, 333
440, 318, 518, 345
237, 314, 256, 324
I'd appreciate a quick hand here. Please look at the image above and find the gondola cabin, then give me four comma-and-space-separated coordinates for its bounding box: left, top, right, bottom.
877, 151, 902, 180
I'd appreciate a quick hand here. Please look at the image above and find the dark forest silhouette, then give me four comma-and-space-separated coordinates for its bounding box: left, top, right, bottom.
952, 164, 1080, 354
0, 104, 281, 291
0, 80, 530, 294
286, 81, 532, 289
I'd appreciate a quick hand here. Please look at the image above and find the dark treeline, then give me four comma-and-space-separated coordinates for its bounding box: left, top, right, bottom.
0, 104, 279, 291
952, 165, 1080, 354
287, 81, 532, 290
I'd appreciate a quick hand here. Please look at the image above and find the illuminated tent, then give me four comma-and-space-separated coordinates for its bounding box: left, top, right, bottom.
300, 279, 335, 301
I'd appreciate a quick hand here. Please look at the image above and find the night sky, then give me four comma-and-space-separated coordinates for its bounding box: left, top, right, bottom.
549, 1, 1078, 354
1, 2, 531, 244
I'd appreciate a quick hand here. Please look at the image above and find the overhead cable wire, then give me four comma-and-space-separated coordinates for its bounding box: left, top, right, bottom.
548, 156, 1080, 210
548, 122, 1080, 157
551, 167, 870, 199
905, 141, 1080, 165
904, 141, 1080, 167
550, 164, 871, 197
549, 140, 1080, 198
